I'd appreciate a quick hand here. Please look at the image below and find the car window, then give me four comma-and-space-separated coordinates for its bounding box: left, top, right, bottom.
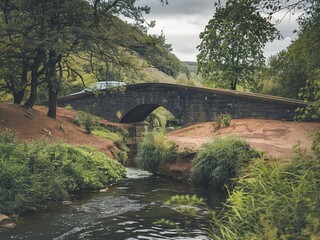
88, 83, 99, 89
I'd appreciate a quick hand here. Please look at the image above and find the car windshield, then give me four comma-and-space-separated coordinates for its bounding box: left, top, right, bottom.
88, 83, 99, 89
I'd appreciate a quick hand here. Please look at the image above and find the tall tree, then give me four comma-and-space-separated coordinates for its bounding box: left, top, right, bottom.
197, 0, 278, 90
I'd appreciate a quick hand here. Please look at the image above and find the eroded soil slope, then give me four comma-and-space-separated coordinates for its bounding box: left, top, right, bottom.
0, 103, 119, 157
168, 119, 320, 159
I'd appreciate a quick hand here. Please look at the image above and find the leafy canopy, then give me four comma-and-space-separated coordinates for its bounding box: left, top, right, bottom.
197, 0, 278, 90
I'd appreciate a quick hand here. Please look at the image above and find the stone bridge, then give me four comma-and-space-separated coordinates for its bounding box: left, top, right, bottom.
58, 83, 307, 124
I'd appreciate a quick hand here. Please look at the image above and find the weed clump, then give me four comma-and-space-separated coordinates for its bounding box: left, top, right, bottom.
74, 111, 99, 133
135, 130, 176, 173
191, 136, 260, 188
212, 113, 232, 130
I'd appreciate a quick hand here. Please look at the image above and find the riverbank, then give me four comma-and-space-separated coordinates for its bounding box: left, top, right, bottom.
1, 102, 319, 180
2, 103, 318, 158
162, 119, 320, 180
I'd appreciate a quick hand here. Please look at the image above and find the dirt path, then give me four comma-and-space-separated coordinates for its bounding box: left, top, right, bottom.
168, 119, 320, 159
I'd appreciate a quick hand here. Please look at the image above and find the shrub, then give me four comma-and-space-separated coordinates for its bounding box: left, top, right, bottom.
65, 104, 73, 110
210, 134, 320, 239
74, 111, 100, 133
191, 136, 260, 188
135, 130, 176, 173
0, 132, 126, 214
212, 114, 232, 130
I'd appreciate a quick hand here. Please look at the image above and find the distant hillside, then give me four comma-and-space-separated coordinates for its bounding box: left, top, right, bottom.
128, 26, 189, 80
183, 61, 198, 73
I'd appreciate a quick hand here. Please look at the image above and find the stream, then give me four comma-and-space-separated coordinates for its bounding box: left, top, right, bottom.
0, 168, 227, 240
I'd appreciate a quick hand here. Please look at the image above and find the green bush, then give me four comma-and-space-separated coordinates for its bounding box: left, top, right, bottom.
65, 104, 73, 110
210, 133, 320, 239
213, 114, 232, 130
191, 136, 260, 188
0, 131, 126, 214
135, 130, 176, 173
74, 111, 100, 133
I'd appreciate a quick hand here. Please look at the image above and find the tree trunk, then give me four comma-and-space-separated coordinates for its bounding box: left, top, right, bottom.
12, 63, 28, 105
47, 81, 58, 119
24, 49, 43, 108
24, 76, 38, 107
13, 90, 25, 104
46, 50, 62, 119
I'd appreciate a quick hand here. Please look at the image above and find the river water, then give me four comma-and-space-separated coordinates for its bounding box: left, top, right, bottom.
0, 168, 226, 240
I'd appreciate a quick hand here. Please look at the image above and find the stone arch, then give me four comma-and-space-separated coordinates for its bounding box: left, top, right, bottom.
120, 103, 179, 125
120, 104, 160, 123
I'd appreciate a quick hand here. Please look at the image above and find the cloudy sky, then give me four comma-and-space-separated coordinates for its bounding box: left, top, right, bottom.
138, 0, 301, 61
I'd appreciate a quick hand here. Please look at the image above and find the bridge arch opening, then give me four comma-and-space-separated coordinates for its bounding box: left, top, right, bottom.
119, 104, 179, 128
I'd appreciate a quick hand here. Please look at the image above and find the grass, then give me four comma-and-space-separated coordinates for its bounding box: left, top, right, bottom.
210, 133, 320, 239
191, 135, 261, 188
135, 130, 176, 173
92, 127, 122, 142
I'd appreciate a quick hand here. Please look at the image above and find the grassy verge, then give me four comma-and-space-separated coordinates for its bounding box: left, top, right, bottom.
0, 131, 126, 214
74, 110, 129, 163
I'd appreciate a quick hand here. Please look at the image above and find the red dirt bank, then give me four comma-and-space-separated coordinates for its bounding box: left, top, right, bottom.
168, 119, 320, 159
0, 103, 120, 158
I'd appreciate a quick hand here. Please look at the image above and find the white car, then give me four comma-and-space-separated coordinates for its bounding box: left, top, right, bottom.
71, 81, 126, 95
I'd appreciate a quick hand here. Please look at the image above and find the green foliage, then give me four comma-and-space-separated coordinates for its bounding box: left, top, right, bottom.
74, 111, 130, 163
135, 130, 176, 173
0, 0, 171, 117
65, 104, 73, 110
92, 127, 122, 142
197, 0, 278, 90
260, 1, 320, 120
0, 131, 125, 214
213, 114, 232, 130
165, 194, 208, 216
92, 125, 130, 163
262, 50, 308, 99
157, 194, 209, 235
74, 111, 100, 133
210, 134, 320, 239
192, 136, 260, 188
146, 107, 180, 129
146, 109, 167, 129
166, 194, 206, 208
130, 32, 188, 79
296, 76, 320, 121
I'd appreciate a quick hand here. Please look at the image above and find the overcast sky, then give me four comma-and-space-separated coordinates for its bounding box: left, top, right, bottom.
138, 0, 301, 62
